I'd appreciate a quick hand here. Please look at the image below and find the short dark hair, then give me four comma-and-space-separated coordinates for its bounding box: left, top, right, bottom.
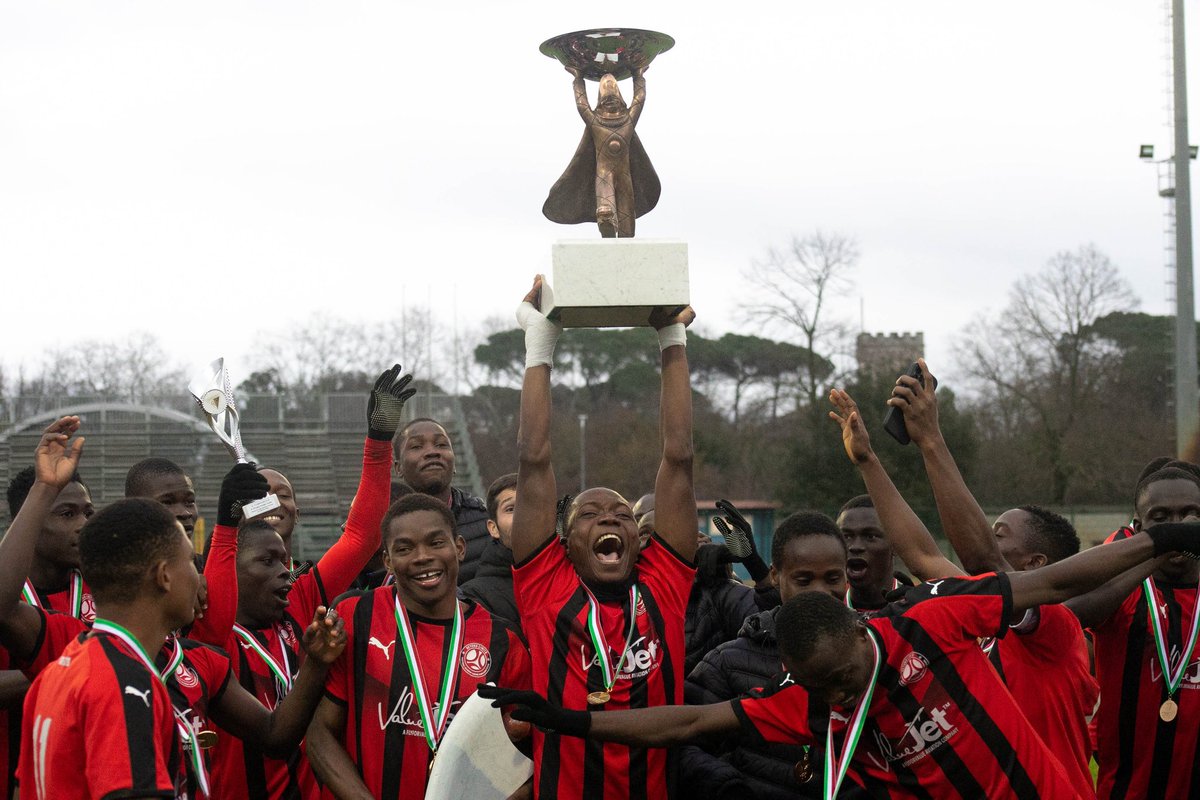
1017, 505, 1079, 563
775, 591, 860, 665
125, 458, 188, 497
838, 495, 874, 515
7, 465, 85, 519
237, 519, 280, 548
380, 493, 457, 542
1134, 458, 1200, 512
80, 498, 181, 603
771, 510, 847, 566
486, 473, 518, 522
390, 481, 415, 504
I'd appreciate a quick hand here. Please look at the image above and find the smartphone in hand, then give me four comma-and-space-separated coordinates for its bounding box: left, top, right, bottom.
883, 361, 937, 445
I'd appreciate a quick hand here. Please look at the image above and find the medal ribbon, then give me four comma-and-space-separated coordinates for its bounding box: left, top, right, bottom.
21, 571, 85, 618
1142, 577, 1200, 697
823, 629, 882, 800
232, 623, 294, 696
92, 623, 209, 796
393, 595, 463, 753
581, 583, 640, 695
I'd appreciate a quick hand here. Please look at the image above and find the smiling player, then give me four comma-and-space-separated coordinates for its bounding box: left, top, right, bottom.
510, 276, 699, 800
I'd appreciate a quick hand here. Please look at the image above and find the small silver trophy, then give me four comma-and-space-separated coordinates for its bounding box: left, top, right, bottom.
188, 358, 280, 519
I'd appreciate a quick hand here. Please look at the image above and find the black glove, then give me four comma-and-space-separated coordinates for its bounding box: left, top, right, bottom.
477, 685, 591, 739
217, 463, 270, 527
366, 364, 416, 441
714, 499, 770, 583
1145, 521, 1200, 558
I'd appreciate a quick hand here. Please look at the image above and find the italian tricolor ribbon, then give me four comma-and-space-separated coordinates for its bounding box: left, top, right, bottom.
1143, 577, 1200, 699
582, 583, 640, 696
22, 570, 86, 619
92, 622, 209, 796
823, 628, 882, 800
232, 623, 294, 696
394, 594, 463, 752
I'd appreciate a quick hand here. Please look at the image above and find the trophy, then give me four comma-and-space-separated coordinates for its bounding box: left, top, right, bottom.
188, 358, 280, 519
538, 28, 689, 328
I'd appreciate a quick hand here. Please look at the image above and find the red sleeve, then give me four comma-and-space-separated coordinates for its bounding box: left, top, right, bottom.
82, 662, 177, 797
901, 572, 1014, 643
636, 535, 696, 621
185, 643, 234, 705
512, 536, 580, 615
188, 523, 238, 647
495, 629, 532, 691
324, 595, 361, 705
732, 686, 815, 746
290, 438, 391, 621
19, 610, 86, 680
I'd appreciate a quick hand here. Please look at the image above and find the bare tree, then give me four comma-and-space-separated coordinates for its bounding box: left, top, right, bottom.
956, 244, 1139, 503
740, 231, 858, 424
33, 332, 187, 402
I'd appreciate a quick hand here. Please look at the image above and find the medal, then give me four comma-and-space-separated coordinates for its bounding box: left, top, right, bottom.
794, 748, 814, 783
581, 583, 640, 706
822, 629, 882, 800
394, 593, 463, 753
195, 730, 218, 749
1142, 577, 1200, 723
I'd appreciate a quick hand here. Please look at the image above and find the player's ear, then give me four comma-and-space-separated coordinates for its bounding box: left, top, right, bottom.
1132, 517, 1144, 533
151, 558, 173, 594
455, 535, 467, 563
486, 519, 500, 540
382, 547, 393, 573
1027, 553, 1048, 570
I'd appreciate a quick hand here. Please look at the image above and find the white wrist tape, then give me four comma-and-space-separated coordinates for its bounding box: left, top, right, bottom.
657, 322, 686, 351
517, 300, 562, 368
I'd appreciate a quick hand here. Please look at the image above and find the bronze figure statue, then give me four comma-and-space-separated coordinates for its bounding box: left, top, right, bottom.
540, 29, 674, 238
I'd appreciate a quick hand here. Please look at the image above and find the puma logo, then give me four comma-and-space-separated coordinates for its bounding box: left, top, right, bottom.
928, 580, 946, 596
368, 637, 396, 660
124, 685, 152, 707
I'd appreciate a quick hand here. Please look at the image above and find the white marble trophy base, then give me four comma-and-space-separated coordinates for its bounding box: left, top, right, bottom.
539, 239, 690, 328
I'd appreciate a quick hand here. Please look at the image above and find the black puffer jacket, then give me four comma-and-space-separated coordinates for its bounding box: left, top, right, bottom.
679, 608, 819, 800
684, 544, 758, 676
459, 538, 520, 632
452, 487, 490, 584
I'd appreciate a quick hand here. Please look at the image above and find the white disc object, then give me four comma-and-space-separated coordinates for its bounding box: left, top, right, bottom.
200, 389, 227, 415
424, 691, 532, 799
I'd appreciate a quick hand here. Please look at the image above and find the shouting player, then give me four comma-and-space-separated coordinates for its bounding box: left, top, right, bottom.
510, 276, 699, 799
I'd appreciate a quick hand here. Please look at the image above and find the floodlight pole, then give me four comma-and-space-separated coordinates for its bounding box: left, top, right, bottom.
1174, 0, 1199, 458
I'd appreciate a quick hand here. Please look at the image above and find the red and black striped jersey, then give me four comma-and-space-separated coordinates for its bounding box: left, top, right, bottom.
18, 630, 184, 800
514, 534, 695, 800
209, 436, 393, 800
734, 574, 1078, 799
989, 604, 1098, 799
323, 588, 530, 797
1092, 574, 1200, 799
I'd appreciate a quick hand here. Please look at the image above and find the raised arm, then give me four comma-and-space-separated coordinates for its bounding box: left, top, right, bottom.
568, 67, 593, 123
1066, 557, 1165, 630
628, 64, 647, 124
893, 360, 1008, 575
0, 417, 84, 657
1008, 523, 1200, 616
211, 606, 345, 758
512, 276, 563, 563
651, 306, 698, 562
828, 390, 962, 581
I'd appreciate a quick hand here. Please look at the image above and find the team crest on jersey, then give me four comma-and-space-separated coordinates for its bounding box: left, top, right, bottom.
898, 652, 929, 686
279, 625, 298, 649
635, 595, 647, 617
81, 592, 96, 622
175, 663, 199, 689
460, 642, 491, 679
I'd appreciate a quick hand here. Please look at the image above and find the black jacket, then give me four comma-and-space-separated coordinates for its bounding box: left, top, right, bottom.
679, 608, 819, 800
684, 544, 758, 676
452, 487, 490, 585
459, 538, 520, 632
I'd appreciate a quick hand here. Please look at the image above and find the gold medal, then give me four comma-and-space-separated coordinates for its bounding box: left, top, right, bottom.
587, 691, 611, 706
1161, 698, 1179, 722
195, 730, 218, 749
794, 750, 814, 783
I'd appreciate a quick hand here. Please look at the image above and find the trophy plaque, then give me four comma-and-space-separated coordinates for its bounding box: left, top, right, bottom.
537, 28, 688, 328
188, 358, 279, 519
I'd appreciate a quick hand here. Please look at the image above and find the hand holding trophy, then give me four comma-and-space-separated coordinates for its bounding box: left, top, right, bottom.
189, 358, 280, 522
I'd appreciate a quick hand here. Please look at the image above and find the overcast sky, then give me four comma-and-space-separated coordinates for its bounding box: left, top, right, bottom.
0, 2, 1189, 389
